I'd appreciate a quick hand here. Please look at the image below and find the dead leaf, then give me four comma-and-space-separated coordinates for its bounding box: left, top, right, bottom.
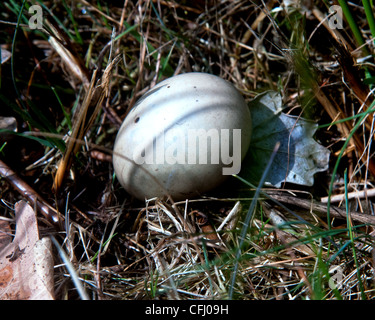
242, 91, 330, 187
0, 201, 54, 300
0, 116, 17, 132
1, 47, 11, 64
0, 219, 12, 252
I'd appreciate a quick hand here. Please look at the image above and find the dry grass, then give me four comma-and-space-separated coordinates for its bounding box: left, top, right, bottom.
1, 0, 375, 300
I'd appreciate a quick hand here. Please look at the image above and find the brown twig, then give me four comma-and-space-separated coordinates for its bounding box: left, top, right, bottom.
321, 188, 375, 204
267, 190, 375, 225
0, 159, 62, 228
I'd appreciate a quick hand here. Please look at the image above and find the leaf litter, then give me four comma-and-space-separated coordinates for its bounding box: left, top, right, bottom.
0, 201, 54, 300
242, 91, 330, 187
1, 0, 375, 300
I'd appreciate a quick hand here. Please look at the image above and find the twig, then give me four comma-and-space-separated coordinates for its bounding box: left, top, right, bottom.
267, 191, 375, 225
0, 159, 62, 227
320, 188, 375, 203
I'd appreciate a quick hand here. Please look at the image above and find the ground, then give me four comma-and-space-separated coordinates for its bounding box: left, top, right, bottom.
0, 0, 374, 300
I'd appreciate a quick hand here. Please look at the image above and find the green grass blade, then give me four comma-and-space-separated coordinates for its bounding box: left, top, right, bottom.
51, 86, 72, 131
344, 169, 366, 299
338, 0, 368, 55
228, 142, 280, 299
61, 0, 83, 45
115, 24, 139, 41
11, 0, 27, 108
326, 100, 375, 231
362, 0, 375, 42
318, 110, 374, 129
51, 236, 89, 300
35, 0, 76, 42
122, 21, 174, 77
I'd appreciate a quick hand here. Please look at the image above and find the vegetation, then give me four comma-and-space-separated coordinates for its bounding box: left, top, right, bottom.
1, 0, 375, 300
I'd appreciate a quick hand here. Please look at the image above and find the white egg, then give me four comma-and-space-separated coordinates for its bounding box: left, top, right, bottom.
113, 72, 251, 200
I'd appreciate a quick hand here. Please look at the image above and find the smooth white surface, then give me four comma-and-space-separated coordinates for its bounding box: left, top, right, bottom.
113, 72, 252, 200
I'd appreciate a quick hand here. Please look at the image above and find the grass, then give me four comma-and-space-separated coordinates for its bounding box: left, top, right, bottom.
0, 0, 375, 300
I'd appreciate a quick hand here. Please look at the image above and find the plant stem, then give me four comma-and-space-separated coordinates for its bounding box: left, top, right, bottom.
338, 0, 369, 55
326, 99, 375, 230
228, 142, 280, 299
344, 170, 366, 299
362, 0, 375, 42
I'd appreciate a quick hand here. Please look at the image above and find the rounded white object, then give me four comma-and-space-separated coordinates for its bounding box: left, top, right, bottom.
113, 72, 251, 200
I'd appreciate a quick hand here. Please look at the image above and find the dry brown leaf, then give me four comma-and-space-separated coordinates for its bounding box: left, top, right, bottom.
0, 219, 12, 252
0, 201, 54, 300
